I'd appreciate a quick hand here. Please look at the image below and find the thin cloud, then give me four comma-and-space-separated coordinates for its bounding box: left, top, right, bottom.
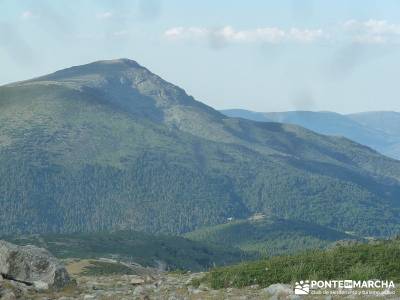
20, 11, 39, 20
96, 12, 113, 20
165, 20, 400, 46
289, 28, 324, 42
343, 19, 400, 44
164, 26, 324, 44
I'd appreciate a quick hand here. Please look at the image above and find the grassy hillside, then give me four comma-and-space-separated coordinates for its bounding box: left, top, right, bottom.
204, 238, 400, 289
2, 231, 251, 271
185, 215, 358, 256
1, 59, 400, 238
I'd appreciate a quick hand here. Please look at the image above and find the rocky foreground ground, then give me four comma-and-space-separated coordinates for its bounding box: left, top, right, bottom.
2, 270, 400, 300
0, 239, 297, 299
0, 240, 398, 299
2, 272, 301, 300
3, 268, 400, 300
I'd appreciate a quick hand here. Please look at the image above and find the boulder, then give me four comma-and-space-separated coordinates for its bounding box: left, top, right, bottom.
264, 283, 300, 300
130, 276, 145, 285
0, 290, 16, 300
0, 240, 72, 290
33, 281, 49, 291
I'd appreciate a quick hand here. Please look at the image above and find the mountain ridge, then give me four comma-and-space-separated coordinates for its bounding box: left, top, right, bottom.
1, 59, 400, 237
221, 108, 400, 159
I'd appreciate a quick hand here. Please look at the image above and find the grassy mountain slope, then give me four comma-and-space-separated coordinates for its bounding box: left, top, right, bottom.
1, 59, 400, 237
185, 215, 358, 256
204, 238, 400, 289
2, 231, 250, 271
221, 109, 400, 159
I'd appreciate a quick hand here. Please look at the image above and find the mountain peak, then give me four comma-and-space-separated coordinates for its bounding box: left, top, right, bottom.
27, 58, 147, 84
11, 58, 222, 124
90, 58, 142, 68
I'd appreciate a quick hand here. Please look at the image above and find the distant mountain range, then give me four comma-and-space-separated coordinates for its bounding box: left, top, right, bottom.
221, 109, 400, 160
1, 59, 400, 240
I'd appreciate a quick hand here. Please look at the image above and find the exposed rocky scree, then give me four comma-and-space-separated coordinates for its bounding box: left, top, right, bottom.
0, 240, 298, 299
1, 240, 399, 299
1, 271, 298, 300
3, 271, 397, 300
0, 240, 73, 295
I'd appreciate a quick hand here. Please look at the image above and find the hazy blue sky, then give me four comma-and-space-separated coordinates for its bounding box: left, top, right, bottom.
1, 0, 400, 113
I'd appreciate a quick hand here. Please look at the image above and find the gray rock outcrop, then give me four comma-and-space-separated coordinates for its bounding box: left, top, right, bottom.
264, 283, 300, 300
0, 240, 72, 290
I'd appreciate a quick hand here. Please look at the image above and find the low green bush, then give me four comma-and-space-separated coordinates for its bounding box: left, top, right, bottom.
206, 239, 400, 289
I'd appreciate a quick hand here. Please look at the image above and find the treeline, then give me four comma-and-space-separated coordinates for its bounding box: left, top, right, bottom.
1, 143, 400, 237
